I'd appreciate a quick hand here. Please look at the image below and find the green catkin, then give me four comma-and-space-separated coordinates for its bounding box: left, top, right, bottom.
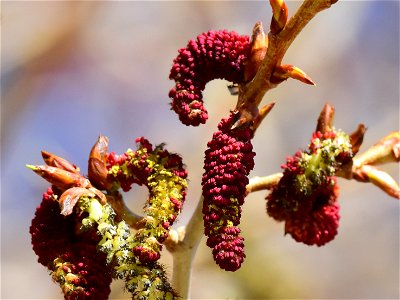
79, 197, 178, 300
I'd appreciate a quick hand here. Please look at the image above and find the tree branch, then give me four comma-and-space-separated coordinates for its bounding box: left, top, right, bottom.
246, 173, 283, 193
165, 196, 204, 299
238, 0, 338, 112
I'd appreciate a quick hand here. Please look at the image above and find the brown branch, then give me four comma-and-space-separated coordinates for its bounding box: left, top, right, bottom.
246, 173, 283, 193
238, 0, 338, 114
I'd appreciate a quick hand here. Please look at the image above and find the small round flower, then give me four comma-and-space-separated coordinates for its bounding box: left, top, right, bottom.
169, 30, 250, 126
266, 129, 352, 246
202, 112, 255, 271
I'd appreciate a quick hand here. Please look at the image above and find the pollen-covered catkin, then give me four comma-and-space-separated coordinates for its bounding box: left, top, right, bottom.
108, 137, 188, 264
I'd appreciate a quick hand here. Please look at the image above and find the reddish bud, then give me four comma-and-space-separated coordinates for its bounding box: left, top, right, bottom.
316, 103, 335, 134
88, 135, 111, 190
269, 0, 288, 34
41, 151, 79, 174
27, 165, 90, 190
244, 22, 268, 82
348, 124, 367, 156
271, 64, 315, 86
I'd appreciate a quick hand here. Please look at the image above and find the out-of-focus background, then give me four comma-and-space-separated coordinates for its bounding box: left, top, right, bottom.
1, 1, 399, 299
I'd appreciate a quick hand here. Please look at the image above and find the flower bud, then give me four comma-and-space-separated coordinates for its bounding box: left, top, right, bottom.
88, 135, 111, 190
27, 165, 90, 190
271, 64, 315, 85
59, 187, 97, 216
41, 151, 79, 174
316, 103, 335, 133
354, 131, 400, 167
244, 22, 268, 82
348, 124, 367, 156
269, 0, 288, 34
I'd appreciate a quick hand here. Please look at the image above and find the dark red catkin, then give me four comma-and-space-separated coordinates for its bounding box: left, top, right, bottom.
169, 30, 250, 126
202, 112, 255, 271
30, 188, 112, 299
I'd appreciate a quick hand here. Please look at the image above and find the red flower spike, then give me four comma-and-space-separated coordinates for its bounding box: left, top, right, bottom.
266, 127, 353, 246
30, 188, 112, 299
202, 112, 255, 271
284, 181, 340, 246
169, 30, 250, 126
30, 188, 75, 266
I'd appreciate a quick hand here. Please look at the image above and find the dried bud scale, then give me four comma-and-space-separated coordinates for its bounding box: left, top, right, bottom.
169, 30, 250, 126
88, 135, 111, 190
26, 165, 90, 190
266, 129, 353, 246
202, 112, 255, 271
41, 151, 80, 174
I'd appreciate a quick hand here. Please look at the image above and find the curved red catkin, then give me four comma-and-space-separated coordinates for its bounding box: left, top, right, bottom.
169, 30, 250, 126
202, 112, 255, 271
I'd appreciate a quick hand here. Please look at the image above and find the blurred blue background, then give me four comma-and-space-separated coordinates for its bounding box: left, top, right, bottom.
1, 1, 399, 299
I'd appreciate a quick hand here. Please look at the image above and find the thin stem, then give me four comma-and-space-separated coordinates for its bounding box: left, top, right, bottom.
246, 173, 283, 193
165, 196, 204, 299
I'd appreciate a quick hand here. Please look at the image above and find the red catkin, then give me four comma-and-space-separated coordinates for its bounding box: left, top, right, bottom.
169, 30, 250, 126
202, 112, 255, 271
